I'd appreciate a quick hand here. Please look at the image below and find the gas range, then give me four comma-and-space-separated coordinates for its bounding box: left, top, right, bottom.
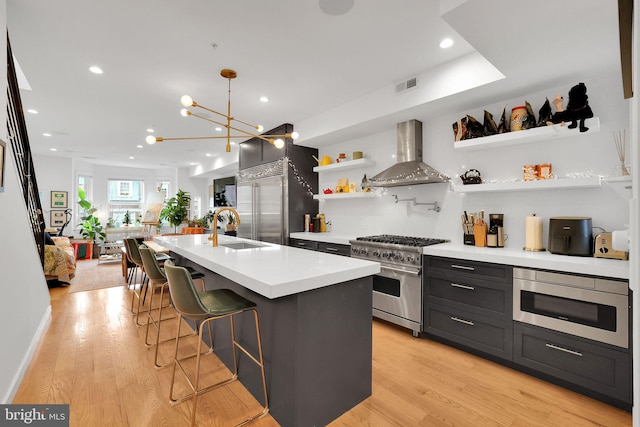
349, 234, 449, 268
349, 234, 448, 336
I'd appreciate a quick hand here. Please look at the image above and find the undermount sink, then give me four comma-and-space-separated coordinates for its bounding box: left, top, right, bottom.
220, 242, 266, 250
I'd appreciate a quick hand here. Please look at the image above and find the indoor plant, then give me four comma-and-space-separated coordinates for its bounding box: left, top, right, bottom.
123, 210, 132, 226
77, 187, 106, 257
160, 189, 191, 234
225, 211, 237, 231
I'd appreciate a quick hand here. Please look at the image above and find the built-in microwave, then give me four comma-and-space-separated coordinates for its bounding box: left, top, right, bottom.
513, 268, 629, 348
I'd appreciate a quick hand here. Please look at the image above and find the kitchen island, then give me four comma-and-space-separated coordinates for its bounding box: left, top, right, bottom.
153, 234, 380, 427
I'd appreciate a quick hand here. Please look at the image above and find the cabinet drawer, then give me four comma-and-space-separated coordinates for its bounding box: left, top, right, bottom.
514, 322, 631, 404
289, 238, 318, 251
427, 274, 509, 318
317, 242, 350, 257
426, 256, 512, 283
425, 303, 513, 360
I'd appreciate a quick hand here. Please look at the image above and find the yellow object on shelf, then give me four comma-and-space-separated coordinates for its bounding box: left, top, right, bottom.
336, 178, 350, 193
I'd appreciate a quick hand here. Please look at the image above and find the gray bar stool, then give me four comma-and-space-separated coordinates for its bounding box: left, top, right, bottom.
138, 247, 208, 368
124, 237, 171, 325
164, 262, 268, 427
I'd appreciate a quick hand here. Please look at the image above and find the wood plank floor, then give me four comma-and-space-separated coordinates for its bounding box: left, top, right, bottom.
13, 262, 632, 426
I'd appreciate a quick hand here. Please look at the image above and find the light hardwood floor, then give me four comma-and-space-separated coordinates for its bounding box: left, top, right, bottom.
13, 261, 632, 426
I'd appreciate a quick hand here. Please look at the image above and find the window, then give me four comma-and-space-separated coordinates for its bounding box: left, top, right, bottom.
108, 179, 144, 225
156, 179, 171, 201
77, 175, 93, 217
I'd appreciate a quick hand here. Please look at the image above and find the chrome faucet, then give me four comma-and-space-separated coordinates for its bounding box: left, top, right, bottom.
210, 207, 240, 247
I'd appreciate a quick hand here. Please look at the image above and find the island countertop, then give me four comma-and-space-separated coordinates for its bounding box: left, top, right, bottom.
153, 234, 380, 299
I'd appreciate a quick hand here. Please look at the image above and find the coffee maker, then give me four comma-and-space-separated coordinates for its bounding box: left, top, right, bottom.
489, 214, 505, 248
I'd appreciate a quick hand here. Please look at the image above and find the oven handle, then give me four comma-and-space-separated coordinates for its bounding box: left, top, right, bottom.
545, 343, 583, 357
380, 265, 421, 276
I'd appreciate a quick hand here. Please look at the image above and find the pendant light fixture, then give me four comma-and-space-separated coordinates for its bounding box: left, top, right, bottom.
146, 69, 298, 152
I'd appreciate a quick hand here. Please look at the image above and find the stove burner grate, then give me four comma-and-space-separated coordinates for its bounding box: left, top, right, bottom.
355, 234, 448, 247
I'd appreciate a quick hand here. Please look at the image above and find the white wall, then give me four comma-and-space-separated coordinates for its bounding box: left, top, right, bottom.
32, 155, 73, 228
318, 73, 630, 250
0, 5, 52, 402
32, 157, 212, 236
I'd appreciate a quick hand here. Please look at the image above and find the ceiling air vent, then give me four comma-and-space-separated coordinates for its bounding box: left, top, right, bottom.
395, 77, 418, 94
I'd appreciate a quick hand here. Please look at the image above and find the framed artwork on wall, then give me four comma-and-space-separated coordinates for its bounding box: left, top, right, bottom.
0, 139, 6, 192
51, 190, 68, 208
50, 210, 66, 227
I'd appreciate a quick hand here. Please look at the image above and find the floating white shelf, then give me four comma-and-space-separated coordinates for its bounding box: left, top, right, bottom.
603, 175, 632, 184
451, 176, 602, 193
453, 117, 600, 151
313, 158, 376, 172
313, 192, 377, 200
603, 176, 632, 199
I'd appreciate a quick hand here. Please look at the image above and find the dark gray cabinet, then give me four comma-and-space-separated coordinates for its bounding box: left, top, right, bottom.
317, 241, 351, 256
239, 123, 313, 170
423, 256, 513, 360
289, 238, 318, 251
514, 322, 631, 407
424, 255, 631, 410
288, 238, 350, 257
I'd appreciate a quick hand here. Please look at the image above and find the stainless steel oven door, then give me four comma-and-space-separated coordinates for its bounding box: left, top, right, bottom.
372, 264, 422, 333
514, 277, 629, 348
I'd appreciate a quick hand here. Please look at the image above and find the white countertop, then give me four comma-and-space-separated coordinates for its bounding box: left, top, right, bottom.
288, 233, 629, 280
153, 234, 380, 299
423, 243, 629, 280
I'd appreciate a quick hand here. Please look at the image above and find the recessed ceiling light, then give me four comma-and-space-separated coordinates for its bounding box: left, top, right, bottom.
89, 66, 103, 74
129, 156, 135, 160
146, 128, 154, 133
43, 133, 51, 137
189, 162, 197, 166
319, 0, 354, 15
215, 127, 222, 132
136, 145, 143, 148
27, 109, 38, 114
439, 38, 454, 49
259, 96, 269, 103
49, 148, 57, 151
206, 153, 212, 157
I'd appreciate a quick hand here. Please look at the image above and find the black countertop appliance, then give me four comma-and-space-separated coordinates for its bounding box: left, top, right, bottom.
548, 216, 593, 256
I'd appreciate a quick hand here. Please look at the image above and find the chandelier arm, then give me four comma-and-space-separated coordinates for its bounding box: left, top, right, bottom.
156, 135, 252, 141
194, 104, 261, 130
189, 112, 273, 141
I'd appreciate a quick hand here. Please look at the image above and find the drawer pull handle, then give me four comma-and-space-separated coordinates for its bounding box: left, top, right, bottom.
325, 247, 338, 252
297, 242, 306, 246
545, 343, 583, 357
451, 264, 475, 271
451, 283, 475, 291
450, 316, 474, 326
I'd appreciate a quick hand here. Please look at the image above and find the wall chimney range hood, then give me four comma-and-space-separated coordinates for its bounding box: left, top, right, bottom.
364, 120, 449, 188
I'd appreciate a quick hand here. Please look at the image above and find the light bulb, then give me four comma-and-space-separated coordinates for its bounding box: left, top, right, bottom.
180, 108, 191, 117
146, 135, 157, 145
290, 131, 299, 140
274, 138, 284, 149
180, 95, 194, 107
256, 125, 264, 133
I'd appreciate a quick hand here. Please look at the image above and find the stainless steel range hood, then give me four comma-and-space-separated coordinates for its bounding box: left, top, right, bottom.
364, 120, 449, 188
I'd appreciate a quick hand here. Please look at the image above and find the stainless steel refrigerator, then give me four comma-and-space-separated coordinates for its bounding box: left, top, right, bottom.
236, 156, 317, 245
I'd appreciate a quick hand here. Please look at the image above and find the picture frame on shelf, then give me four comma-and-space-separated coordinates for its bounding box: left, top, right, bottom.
50, 210, 66, 227
51, 190, 68, 208
0, 139, 5, 192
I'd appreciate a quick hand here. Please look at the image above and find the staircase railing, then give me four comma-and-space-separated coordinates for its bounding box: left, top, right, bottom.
6, 33, 46, 266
